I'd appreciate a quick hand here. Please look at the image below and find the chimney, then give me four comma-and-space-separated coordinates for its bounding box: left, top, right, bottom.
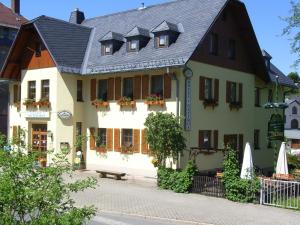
69, 8, 85, 24
138, 3, 146, 10
262, 49, 272, 71
11, 0, 20, 15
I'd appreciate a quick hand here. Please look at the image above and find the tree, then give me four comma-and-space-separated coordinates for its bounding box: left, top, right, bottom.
144, 112, 186, 167
283, 1, 300, 67
288, 71, 300, 83
0, 134, 97, 224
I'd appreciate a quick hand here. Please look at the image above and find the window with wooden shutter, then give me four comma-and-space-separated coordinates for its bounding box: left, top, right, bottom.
107, 78, 115, 101
89, 128, 95, 150
114, 128, 121, 152
199, 130, 212, 149
214, 130, 218, 150
163, 73, 172, 99
107, 128, 113, 151
142, 75, 149, 99
114, 77, 121, 100
141, 129, 149, 154
226, 81, 231, 103
199, 77, 205, 100
199, 130, 204, 148
214, 79, 219, 102
90, 79, 96, 101
133, 76, 141, 100
133, 129, 140, 153
239, 83, 243, 106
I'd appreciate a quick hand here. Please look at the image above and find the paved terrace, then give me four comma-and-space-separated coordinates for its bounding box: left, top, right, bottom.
72, 171, 300, 225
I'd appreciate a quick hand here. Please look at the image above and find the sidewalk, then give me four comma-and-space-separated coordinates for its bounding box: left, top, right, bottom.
73, 171, 300, 225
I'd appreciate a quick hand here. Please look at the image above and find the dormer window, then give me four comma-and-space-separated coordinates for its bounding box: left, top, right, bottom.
99, 31, 124, 56
152, 21, 180, 49
125, 26, 150, 52
129, 40, 139, 52
102, 43, 113, 55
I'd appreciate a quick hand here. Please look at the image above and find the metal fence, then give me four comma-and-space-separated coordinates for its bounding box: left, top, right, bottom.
260, 178, 300, 209
191, 176, 225, 198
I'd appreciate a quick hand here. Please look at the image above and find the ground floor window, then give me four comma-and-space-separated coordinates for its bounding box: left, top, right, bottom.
97, 128, 107, 147
254, 129, 260, 150
122, 129, 133, 148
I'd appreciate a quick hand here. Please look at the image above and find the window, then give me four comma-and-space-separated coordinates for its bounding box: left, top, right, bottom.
13, 84, 21, 104
291, 119, 299, 129
123, 77, 133, 99
151, 75, 163, 97
255, 88, 260, 107
209, 33, 218, 55
28, 81, 36, 100
129, 40, 139, 51
97, 128, 107, 147
35, 42, 41, 57
41, 80, 49, 100
292, 106, 298, 115
102, 43, 113, 55
77, 80, 83, 102
254, 130, 260, 149
157, 35, 168, 48
202, 131, 211, 149
122, 129, 133, 148
204, 78, 213, 100
230, 82, 237, 103
228, 39, 236, 60
97, 79, 108, 101
268, 89, 273, 103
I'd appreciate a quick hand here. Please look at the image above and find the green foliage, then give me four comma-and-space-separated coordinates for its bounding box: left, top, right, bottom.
288, 72, 300, 84
222, 147, 260, 203
0, 143, 97, 224
157, 161, 197, 193
144, 112, 186, 167
287, 153, 300, 172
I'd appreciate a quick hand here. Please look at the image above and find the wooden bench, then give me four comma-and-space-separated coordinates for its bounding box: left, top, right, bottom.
96, 170, 126, 180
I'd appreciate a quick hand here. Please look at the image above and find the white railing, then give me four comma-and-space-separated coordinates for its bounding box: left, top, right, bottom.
260, 178, 300, 209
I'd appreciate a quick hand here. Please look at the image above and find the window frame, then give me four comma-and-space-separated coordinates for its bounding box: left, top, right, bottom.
230, 82, 237, 103
77, 80, 83, 102
28, 81, 36, 100
41, 79, 50, 100
128, 39, 139, 52
97, 79, 108, 101
97, 128, 107, 147
122, 129, 133, 148
156, 35, 168, 48
102, 43, 113, 55
204, 78, 213, 100
150, 75, 164, 98
123, 77, 134, 100
254, 129, 260, 150
292, 106, 298, 115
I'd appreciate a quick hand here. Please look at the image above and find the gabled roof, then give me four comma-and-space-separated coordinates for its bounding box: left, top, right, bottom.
125, 26, 150, 38
286, 97, 300, 105
99, 31, 124, 42
0, 3, 26, 28
151, 21, 180, 33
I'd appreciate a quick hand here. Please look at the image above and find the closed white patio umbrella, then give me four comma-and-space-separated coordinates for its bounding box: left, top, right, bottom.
240, 142, 254, 180
276, 142, 289, 175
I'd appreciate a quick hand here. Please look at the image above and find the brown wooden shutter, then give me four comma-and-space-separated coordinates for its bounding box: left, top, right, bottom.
133, 129, 140, 153
107, 128, 113, 151
133, 76, 141, 100
214, 79, 219, 102
199, 77, 205, 100
114, 129, 121, 152
226, 81, 231, 103
239, 83, 243, 106
89, 128, 95, 150
90, 79, 96, 101
142, 75, 149, 99
214, 130, 218, 150
114, 77, 121, 100
107, 78, 115, 101
164, 73, 172, 99
199, 131, 204, 148
141, 129, 149, 154
13, 85, 19, 103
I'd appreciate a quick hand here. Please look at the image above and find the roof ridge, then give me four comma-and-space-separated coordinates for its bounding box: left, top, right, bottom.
82, 0, 187, 23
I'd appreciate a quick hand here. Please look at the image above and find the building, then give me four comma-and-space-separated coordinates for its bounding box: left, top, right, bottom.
0, 0, 295, 178
285, 97, 300, 152
0, 0, 26, 135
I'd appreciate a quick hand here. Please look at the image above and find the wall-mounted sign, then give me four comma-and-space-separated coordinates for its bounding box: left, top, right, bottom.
58, 111, 72, 120
268, 113, 284, 141
25, 111, 50, 119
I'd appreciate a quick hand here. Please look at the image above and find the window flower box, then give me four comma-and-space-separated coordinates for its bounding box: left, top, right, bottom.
13, 102, 21, 108
96, 145, 107, 153
23, 99, 38, 108
145, 95, 165, 107
229, 101, 242, 110
121, 146, 134, 154
92, 99, 109, 108
117, 97, 136, 108
203, 99, 218, 108
38, 98, 51, 108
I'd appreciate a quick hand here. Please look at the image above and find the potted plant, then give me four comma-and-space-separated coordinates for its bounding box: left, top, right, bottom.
117, 97, 135, 108
145, 95, 165, 107
229, 101, 242, 110
23, 98, 37, 107
38, 97, 51, 107
92, 99, 109, 108
203, 98, 218, 108
121, 145, 134, 154
13, 102, 21, 108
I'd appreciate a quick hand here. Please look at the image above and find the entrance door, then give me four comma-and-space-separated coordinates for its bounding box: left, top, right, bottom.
32, 124, 47, 152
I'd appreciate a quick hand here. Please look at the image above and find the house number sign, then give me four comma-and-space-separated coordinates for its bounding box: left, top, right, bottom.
58, 111, 72, 120
184, 67, 193, 131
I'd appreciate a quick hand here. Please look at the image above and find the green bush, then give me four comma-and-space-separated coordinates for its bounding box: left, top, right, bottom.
157, 161, 197, 193
287, 154, 300, 172
222, 147, 260, 203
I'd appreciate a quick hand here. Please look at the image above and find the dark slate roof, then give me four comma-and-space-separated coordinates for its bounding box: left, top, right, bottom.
125, 26, 150, 38
99, 31, 125, 42
151, 21, 180, 33
269, 63, 296, 88
262, 49, 272, 60
32, 16, 92, 73
81, 0, 228, 74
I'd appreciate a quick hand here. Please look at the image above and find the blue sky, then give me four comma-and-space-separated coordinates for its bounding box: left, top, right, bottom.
1, 0, 297, 75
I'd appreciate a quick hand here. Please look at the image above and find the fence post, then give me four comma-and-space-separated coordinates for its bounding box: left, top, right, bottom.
260, 177, 263, 205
